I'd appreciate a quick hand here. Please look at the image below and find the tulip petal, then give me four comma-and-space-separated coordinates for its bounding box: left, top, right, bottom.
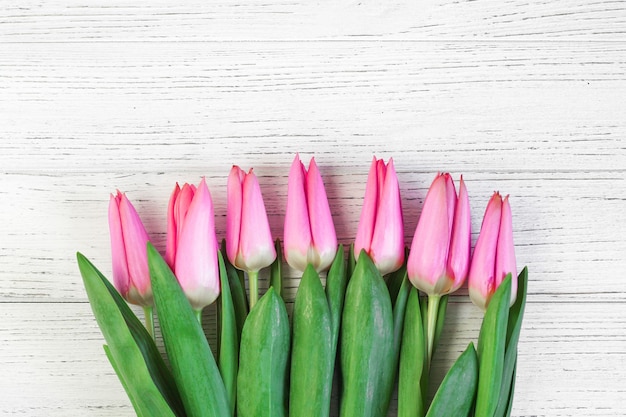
447, 176, 471, 292
175, 178, 220, 310
165, 183, 180, 270
284, 154, 312, 271
226, 166, 244, 267
108, 192, 129, 298
408, 174, 451, 294
118, 193, 152, 305
354, 157, 379, 258
468, 193, 502, 310
239, 169, 276, 272
370, 158, 404, 275
306, 157, 337, 271
495, 195, 517, 306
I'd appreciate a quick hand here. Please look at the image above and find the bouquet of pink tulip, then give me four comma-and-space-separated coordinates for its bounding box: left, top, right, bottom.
77, 154, 528, 417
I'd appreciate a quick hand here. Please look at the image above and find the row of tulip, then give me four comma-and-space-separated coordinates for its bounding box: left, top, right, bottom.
78, 154, 528, 417
109, 154, 516, 316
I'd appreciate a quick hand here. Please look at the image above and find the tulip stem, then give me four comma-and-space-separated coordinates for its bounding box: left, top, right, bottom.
426, 294, 441, 368
248, 270, 259, 310
194, 309, 203, 326
143, 306, 155, 339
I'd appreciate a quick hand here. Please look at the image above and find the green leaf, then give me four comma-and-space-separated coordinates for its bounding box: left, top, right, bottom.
237, 287, 290, 417
381, 261, 411, 413
475, 274, 512, 417
398, 287, 426, 417
495, 268, 528, 417
325, 244, 347, 356
270, 239, 283, 297
504, 360, 517, 417
340, 251, 394, 417
347, 243, 357, 279
425, 343, 478, 417
147, 243, 230, 417
289, 265, 333, 417
220, 241, 249, 341
218, 252, 238, 417
77, 253, 179, 417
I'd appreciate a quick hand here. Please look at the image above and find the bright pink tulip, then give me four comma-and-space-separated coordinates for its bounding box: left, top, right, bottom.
354, 157, 404, 275
407, 173, 471, 295
284, 154, 337, 272
469, 193, 517, 310
108, 191, 153, 307
166, 178, 220, 311
226, 166, 276, 272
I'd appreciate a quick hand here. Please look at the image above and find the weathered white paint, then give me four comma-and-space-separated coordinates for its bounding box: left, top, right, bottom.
1, 1, 625, 415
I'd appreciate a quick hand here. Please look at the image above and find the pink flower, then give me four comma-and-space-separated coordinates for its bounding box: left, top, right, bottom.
284, 154, 337, 272
166, 178, 220, 311
226, 165, 276, 272
108, 191, 153, 307
407, 173, 471, 295
469, 193, 517, 310
354, 157, 404, 275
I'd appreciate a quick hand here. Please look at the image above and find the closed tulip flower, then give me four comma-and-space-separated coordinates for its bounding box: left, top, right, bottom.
166, 178, 220, 318
109, 191, 155, 336
469, 192, 517, 310
354, 157, 404, 275
407, 173, 471, 295
284, 154, 337, 273
227, 165, 276, 309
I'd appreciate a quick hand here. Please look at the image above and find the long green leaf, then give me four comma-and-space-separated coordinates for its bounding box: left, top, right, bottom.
475, 274, 512, 417
290, 265, 333, 417
77, 253, 178, 417
340, 251, 394, 417
237, 287, 290, 417
495, 268, 528, 417
218, 252, 238, 417
147, 243, 230, 417
271, 239, 283, 297
398, 287, 426, 417
425, 343, 478, 417
325, 244, 347, 356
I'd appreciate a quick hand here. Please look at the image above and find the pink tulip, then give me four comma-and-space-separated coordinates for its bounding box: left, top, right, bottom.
284, 154, 337, 272
226, 165, 276, 272
407, 173, 471, 295
469, 193, 517, 310
108, 191, 153, 307
166, 178, 220, 311
354, 157, 404, 275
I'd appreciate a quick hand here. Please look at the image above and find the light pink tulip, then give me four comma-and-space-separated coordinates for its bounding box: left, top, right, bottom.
354, 157, 404, 275
469, 193, 517, 310
284, 154, 337, 272
226, 166, 276, 272
166, 178, 220, 311
407, 173, 471, 295
108, 191, 153, 307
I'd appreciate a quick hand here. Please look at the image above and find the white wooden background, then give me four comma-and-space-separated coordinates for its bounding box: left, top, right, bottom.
1, 1, 626, 416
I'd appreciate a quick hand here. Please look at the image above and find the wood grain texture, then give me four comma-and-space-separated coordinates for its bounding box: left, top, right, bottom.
1, 0, 626, 415
2, 0, 626, 41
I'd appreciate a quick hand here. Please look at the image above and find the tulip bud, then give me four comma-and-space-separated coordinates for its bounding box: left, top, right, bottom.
284, 154, 337, 272
354, 157, 404, 275
407, 173, 471, 295
108, 191, 153, 307
469, 193, 517, 310
226, 166, 276, 273
166, 178, 220, 311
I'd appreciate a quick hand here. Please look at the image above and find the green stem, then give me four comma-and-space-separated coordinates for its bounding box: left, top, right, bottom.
194, 309, 203, 326
248, 270, 259, 310
426, 294, 441, 368
143, 306, 154, 339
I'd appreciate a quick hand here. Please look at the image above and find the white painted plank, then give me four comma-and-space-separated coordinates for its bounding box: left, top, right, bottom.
1, 0, 626, 41
1, 170, 624, 302
2, 42, 625, 173
1, 302, 624, 416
